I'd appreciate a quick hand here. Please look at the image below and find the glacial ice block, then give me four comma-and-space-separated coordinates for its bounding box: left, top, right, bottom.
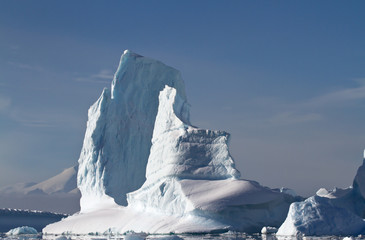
44, 51, 295, 234
77, 50, 188, 212
277, 155, 365, 236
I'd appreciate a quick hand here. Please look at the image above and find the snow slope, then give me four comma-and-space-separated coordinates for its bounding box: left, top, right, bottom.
277, 155, 365, 236
0, 208, 67, 233
44, 57, 296, 234
0, 166, 80, 214
77, 50, 187, 212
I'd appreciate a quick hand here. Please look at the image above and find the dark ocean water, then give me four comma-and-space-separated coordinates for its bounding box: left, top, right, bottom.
0, 233, 355, 240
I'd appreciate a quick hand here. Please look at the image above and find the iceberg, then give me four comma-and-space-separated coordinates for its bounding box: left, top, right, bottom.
277, 152, 365, 236
261, 226, 278, 234
6, 226, 38, 235
43, 50, 295, 235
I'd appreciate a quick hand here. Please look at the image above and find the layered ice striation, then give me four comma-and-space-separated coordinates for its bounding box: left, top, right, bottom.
277, 153, 365, 236
78, 50, 187, 212
140, 86, 240, 183
127, 85, 240, 215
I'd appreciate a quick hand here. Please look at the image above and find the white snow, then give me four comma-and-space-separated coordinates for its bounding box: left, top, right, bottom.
43, 205, 229, 234
6, 226, 38, 235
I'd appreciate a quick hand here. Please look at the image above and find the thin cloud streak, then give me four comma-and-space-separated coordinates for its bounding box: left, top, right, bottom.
247, 79, 365, 127
268, 112, 323, 125
8, 61, 46, 72
16, 120, 55, 128
0, 96, 11, 111
6, 108, 83, 129
74, 69, 113, 84
306, 81, 365, 107
91, 70, 114, 80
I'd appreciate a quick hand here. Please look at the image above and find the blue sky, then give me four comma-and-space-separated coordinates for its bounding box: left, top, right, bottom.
1, 1, 365, 196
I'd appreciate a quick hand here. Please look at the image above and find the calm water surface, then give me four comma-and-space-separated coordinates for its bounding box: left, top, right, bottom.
0, 233, 357, 240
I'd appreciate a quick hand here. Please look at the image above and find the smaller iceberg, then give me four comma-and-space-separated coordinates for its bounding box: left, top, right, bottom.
6, 226, 38, 235
277, 151, 365, 236
261, 226, 278, 234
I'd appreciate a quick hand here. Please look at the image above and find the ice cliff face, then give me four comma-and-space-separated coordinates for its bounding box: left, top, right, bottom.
277, 153, 365, 236
78, 50, 187, 212
128, 85, 240, 215
353, 151, 365, 200
144, 86, 240, 183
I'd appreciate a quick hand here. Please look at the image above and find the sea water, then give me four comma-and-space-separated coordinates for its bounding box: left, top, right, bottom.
0, 233, 357, 240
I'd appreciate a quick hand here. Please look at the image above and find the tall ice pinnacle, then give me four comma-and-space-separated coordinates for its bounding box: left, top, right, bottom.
77, 50, 188, 212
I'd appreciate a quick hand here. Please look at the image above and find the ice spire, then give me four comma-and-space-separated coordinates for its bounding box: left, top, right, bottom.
77, 50, 187, 212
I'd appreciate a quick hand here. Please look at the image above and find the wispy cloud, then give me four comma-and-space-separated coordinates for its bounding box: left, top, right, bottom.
6, 108, 83, 129
15, 119, 55, 128
7, 109, 54, 128
8, 61, 45, 72
249, 79, 365, 126
0, 96, 11, 111
307, 80, 365, 107
74, 69, 113, 84
268, 112, 323, 125
9, 45, 20, 51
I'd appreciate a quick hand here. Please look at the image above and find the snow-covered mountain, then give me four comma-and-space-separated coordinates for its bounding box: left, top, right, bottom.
0, 166, 80, 214
44, 50, 296, 235
277, 152, 365, 236
26, 165, 79, 195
